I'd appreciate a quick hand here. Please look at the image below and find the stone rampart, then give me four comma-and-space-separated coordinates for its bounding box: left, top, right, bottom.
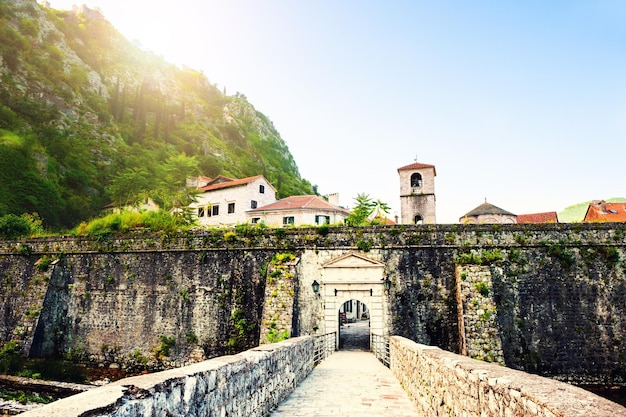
19, 336, 315, 417
0, 223, 624, 384
390, 336, 626, 417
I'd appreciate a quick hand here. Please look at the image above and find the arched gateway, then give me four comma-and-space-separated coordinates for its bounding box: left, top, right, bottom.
320, 253, 389, 348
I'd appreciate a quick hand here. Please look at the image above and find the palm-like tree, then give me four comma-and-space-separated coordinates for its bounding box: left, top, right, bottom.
371, 199, 391, 223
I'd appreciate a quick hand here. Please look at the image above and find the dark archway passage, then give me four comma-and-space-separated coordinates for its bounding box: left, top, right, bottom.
338, 299, 370, 351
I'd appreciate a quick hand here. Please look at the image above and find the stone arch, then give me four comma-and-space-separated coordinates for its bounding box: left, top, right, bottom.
410, 172, 423, 188
337, 298, 370, 350
320, 253, 389, 348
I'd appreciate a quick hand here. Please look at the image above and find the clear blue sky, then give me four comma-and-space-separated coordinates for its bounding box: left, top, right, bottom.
48, 1, 626, 223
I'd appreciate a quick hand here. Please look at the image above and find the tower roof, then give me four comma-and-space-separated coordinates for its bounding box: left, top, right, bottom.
397, 162, 436, 176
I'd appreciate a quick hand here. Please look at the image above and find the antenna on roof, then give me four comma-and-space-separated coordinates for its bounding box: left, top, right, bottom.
414, 155, 418, 162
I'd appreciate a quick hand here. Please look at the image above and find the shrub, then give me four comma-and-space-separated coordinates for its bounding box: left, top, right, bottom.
131, 349, 149, 365
597, 246, 620, 268
35, 255, 53, 272
273, 253, 295, 264
266, 329, 290, 343
456, 249, 503, 265
475, 281, 490, 297
153, 335, 175, 359
185, 332, 198, 344
75, 210, 188, 236
223, 231, 237, 242
546, 243, 576, 269
356, 237, 373, 252
0, 341, 23, 374
0, 214, 31, 239
317, 223, 329, 236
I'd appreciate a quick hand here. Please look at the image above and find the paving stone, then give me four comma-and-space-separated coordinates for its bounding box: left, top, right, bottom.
269, 351, 420, 417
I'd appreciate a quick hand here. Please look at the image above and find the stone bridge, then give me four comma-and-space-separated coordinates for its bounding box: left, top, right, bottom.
20, 334, 625, 416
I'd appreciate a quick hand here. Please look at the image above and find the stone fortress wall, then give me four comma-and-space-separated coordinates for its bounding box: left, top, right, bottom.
0, 223, 624, 385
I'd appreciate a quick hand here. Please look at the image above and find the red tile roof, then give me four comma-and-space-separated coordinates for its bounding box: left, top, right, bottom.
516, 212, 559, 224
397, 162, 437, 176
198, 175, 266, 192
584, 201, 626, 222
250, 195, 348, 213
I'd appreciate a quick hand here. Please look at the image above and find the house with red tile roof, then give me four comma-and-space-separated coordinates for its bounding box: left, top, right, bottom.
191, 175, 277, 226
516, 212, 559, 224
583, 200, 626, 222
247, 195, 349, 227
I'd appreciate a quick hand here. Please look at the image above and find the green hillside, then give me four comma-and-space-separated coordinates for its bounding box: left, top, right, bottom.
0, 0, 312, 229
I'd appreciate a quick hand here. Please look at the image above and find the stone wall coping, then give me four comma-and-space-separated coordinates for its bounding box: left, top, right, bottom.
391, 336, 626, 417
18, 385, 126, 416
2, 222, 623, 255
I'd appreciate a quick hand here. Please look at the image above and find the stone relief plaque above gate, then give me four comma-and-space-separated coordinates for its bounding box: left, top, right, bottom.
322, 253, 385, 284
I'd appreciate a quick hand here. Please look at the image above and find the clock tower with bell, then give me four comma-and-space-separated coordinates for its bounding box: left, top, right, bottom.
398, 161, 437, 224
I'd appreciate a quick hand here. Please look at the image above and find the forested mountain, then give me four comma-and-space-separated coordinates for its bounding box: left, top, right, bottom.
0, 0, 312, 229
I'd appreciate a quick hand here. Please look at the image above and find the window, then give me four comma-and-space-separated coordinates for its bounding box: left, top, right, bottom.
414, 214, 423, 225
251, 217, 260, 224
315, 215, 330, 225
251, 200, 258, 209
410, 173, 423, 188
283, 216, 295, 225
228, 202, 235, 214
259, 184, 265, 194
212, 205, 219, 216
197, 207, 205, 218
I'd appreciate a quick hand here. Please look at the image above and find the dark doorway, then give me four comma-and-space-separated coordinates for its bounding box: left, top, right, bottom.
338, 299, 370, 351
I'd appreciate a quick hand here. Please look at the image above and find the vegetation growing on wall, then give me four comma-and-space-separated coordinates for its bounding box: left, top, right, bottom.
259, 253, 297, 344
227, 308, 257, 353
74, 211, 192, 237
456, 249, 503, 265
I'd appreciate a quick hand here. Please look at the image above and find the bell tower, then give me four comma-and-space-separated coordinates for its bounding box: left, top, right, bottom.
398, 161, 437, 224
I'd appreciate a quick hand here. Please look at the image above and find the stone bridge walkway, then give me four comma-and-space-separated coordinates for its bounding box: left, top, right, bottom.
270, 321, 419, 416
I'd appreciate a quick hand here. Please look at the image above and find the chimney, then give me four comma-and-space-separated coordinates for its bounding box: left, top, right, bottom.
186, 176, 198, 189
328, 193, 339, 207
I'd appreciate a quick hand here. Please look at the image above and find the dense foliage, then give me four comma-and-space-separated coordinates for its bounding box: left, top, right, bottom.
0, 0, 312, 230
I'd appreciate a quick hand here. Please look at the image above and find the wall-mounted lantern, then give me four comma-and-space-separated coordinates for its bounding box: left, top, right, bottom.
334, 288, 338, 296
384, 277, 392, 292
312, 280, 320, 295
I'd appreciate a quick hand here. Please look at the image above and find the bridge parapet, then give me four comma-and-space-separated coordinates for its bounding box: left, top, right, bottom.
20, 336, 327, 417
390, 336, 626, 417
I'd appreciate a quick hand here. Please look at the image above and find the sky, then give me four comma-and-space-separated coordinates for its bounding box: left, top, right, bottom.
47, 0, 626, 223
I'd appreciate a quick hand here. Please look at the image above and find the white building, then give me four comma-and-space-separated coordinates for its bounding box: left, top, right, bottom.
192, 175, 277, 227
247, 195, 349, 227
